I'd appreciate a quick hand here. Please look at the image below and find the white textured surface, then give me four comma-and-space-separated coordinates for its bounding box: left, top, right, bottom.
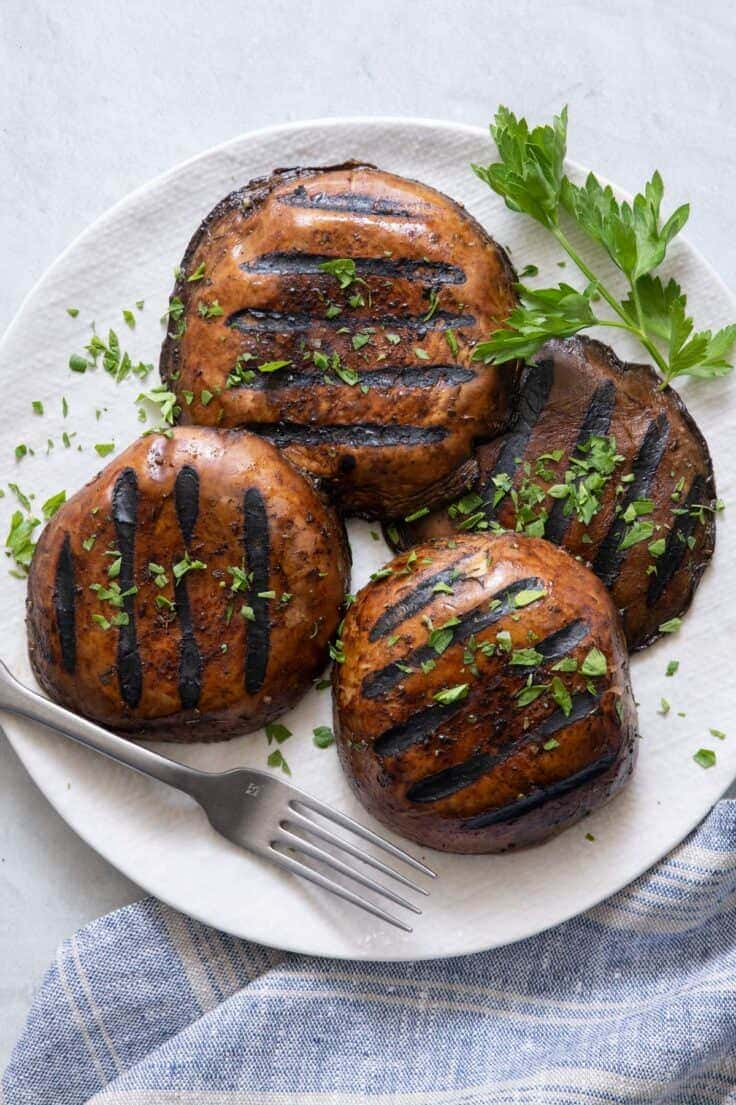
1, 0, 735, 1066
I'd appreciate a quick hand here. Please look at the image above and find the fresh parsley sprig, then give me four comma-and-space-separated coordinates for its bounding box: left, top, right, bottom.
472, 106, 736, 387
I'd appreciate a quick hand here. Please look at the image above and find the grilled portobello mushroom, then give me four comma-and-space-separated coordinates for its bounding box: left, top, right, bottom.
27, 427, 349, 741
160, 162, 519, 518
334, 533, 637, 853
385, 337, 717, 651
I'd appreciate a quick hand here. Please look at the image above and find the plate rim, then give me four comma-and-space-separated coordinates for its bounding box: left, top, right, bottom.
2, 114, 735, 961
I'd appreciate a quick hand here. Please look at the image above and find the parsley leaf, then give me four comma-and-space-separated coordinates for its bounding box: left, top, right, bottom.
472, 105, 736, 387
312, 725, 335, 749
433, 683, 469, 705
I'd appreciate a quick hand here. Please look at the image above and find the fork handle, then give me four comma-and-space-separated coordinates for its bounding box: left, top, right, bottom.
0, 660, 207, 797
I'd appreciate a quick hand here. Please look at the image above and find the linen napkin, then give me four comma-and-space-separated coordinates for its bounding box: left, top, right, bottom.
3, 801, 735, 1105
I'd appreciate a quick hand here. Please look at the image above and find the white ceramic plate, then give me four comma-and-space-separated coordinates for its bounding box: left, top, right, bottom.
1, 118, 734, 961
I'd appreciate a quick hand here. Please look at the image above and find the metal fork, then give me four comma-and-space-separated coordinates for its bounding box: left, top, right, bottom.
0, 660, 435, 931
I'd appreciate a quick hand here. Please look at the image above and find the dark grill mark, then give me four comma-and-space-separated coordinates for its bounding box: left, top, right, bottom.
646, 474, 707, 606
534, 619, 590, 662
461, 749, 618, 829
544, 380, 617, 545
278, 186, 415, 218
242, 423, 448, 448
174, 467, 203, 711
228, 362, 474, 392
53, 534, 76, 674
368, 554, 479, 641
479, 361, 555, 520
362, 576, 544, 700
227, 308, 475, 335
241, 251, 465, 285
112, 469, 142, 709
406, 693, 601, 804
593, 414, 670, 588
374, 702, 465, 759
174, 465, 199, 542
244, 487, 270, 695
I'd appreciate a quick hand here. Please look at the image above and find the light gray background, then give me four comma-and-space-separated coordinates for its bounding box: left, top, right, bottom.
1, 0, 734, 1067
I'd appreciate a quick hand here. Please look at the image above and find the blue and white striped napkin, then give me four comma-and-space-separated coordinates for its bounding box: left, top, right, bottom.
3, 801, 735, 1105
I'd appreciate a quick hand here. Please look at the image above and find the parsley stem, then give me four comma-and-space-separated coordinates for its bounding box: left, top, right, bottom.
552, 225, 671, 379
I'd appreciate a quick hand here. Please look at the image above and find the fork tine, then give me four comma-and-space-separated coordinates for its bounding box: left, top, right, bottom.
289, 796, 437, 878
276, 824, 422, 914
266, 844, 413, 932
284, 808, 429, 896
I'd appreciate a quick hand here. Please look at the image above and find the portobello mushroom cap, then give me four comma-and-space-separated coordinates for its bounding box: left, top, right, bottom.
385, 336, 717, 651
334, 533, 638, 853
27, 427, 349, 741
160, 162, 519, 519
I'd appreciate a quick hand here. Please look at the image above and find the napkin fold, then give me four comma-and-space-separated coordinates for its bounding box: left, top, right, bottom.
3, 801, 736, 1105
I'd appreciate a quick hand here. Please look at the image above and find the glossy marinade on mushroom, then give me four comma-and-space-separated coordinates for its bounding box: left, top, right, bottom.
27, 427, 350, 741
160, 162, 519, 518
386, 337, 716, 650
334, 533, 638, 853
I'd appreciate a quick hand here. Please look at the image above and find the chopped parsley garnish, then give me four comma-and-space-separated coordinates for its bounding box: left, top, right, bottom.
148, 562, 169, 587
352, 332, 372, 352
187, 262, 206, 282
197, 299, 224, 319
4, 511, 40, 575
710, 728, 726, 740
172, 552, 207, 580
581, 647, 607, 677
41, 491, 66, 520
509, 648, 544, 667
313, 726, 335, 749
267, 749, 291, 775
434, 683, 469, 705
265, 722, 292, 744
77, 328, 152, 382
619, 520, 655, 550
318, 258, 364, 290
514, 588, 546, 608
693, 748, 716, 769
445, 329, 459, 358
66, 307, 79, 318
665, 660, 679, 677
516, 682, 548, 706
550, 676, 572, 717
69, 353, 88, 373
123, 309, 136, 329
423, 288, 440, 321
94, 443, 115, 457
658, 698, 671, 716
427, 617, 460, 655
405, 506, 430, 522
659, 617, 683, 634
414, 346, 430, 360
257, 359, 292, 374
32, 400, 44, 416
551, 657, 577, 672
136, 385, 180, 425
